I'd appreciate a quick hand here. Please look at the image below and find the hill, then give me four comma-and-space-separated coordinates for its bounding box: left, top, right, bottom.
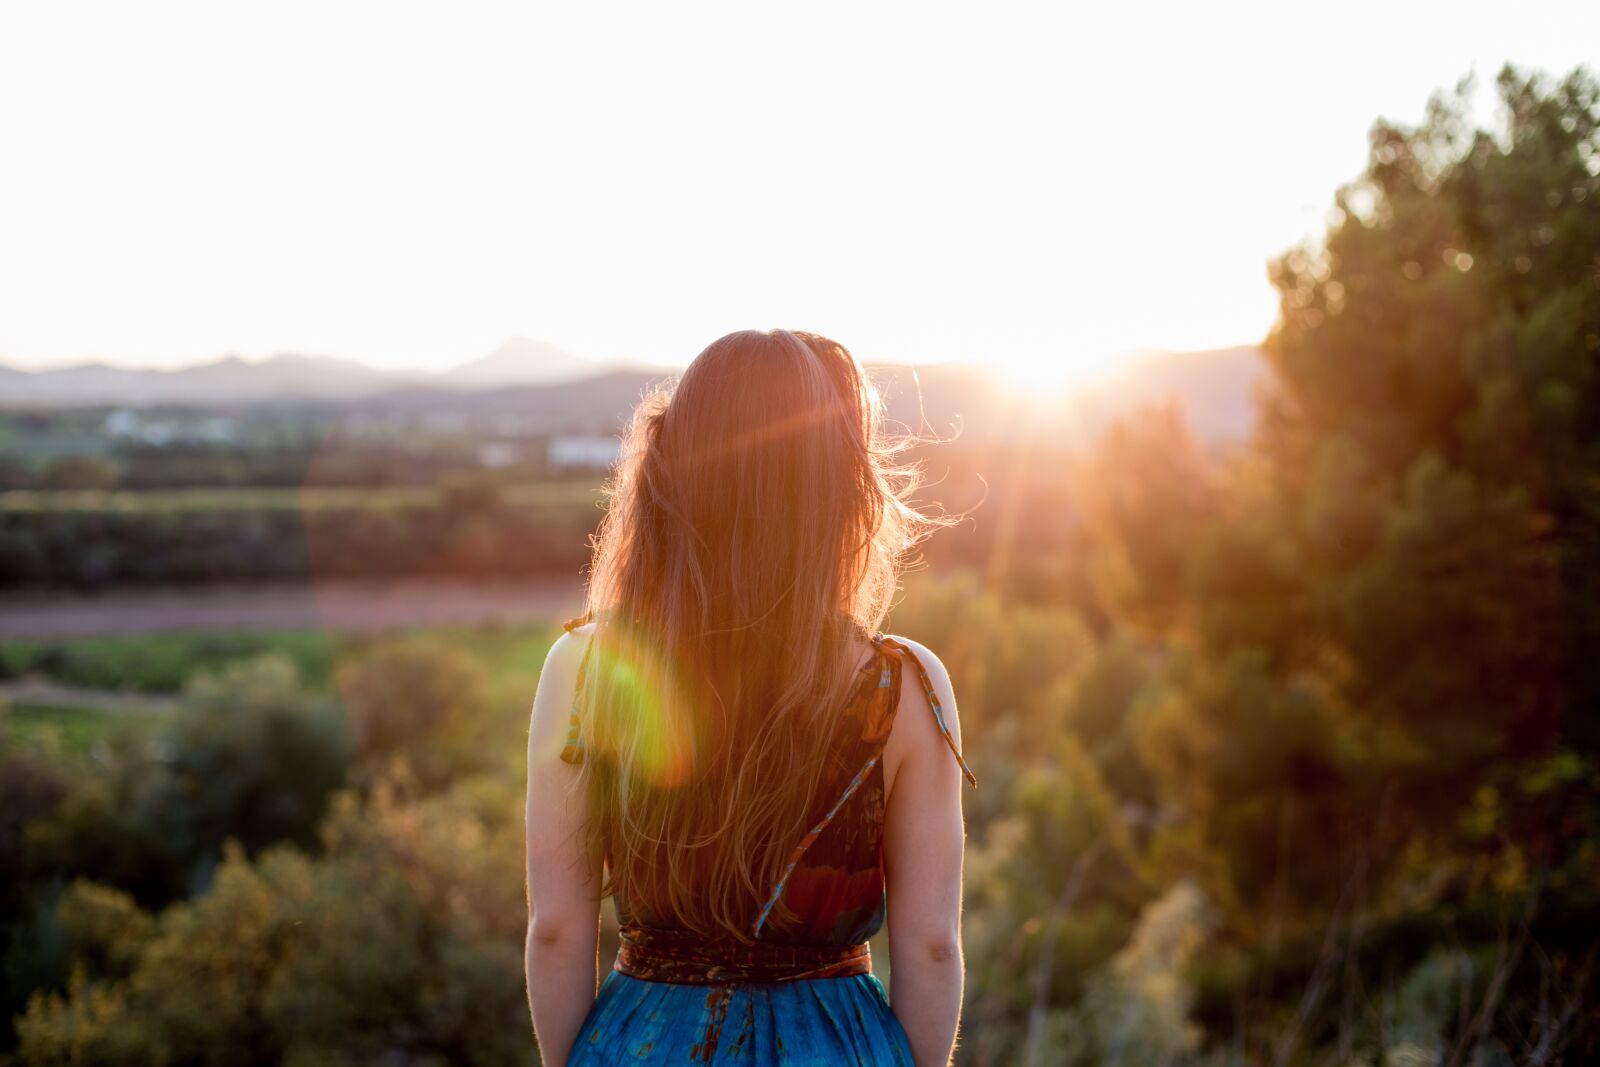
0, 344, 1266, 445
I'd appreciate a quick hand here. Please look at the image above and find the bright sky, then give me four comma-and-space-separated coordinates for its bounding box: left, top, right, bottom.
1, 2, 1595, 383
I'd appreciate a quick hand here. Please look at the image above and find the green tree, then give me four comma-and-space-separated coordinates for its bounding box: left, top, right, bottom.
26, 655, 350, 909
1079, 63, 1600, 1061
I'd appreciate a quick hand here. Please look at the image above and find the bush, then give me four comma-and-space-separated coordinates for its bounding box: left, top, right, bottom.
335, 639, 492, 791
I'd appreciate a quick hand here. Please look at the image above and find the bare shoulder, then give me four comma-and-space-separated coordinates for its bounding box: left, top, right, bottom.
881, 634, 960, 731
879, 633, 964, 792
543, 621, 596, 674
528, 623, 593, 752
880, 634, 951, 686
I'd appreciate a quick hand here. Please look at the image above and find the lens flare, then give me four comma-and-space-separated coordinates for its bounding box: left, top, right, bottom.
578, 617, 699, 790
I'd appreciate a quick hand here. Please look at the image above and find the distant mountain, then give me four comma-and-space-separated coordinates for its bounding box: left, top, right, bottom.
441, 337, 596, 386
866, 361, 1014, 437
866, 346, 1266, 446
0, 352, 431, 407
0, 343, 1268, 445
1066, 345, 1266, 444
342, 369, 674, 435
0, 340, 621, 407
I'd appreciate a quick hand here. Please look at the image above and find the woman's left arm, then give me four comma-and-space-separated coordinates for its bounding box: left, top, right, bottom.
525, 628, 603, 1067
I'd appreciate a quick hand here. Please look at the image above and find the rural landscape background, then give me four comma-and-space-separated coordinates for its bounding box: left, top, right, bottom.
2, 58, 1598, 1067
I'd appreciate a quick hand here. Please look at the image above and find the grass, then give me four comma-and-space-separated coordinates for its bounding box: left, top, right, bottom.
0, 701, 175, 760
0, 630, 341, 693
0, 616, 571, 776
0, 481, 602, 513
0, 618, 568, 700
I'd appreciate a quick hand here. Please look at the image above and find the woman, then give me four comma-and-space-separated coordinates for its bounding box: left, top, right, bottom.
524, 329, 976, 1065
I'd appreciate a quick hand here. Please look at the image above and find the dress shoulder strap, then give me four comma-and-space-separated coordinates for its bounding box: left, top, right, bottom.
558, 612, 596, 765
876, 633, 978, 788
750, 631, 976, 938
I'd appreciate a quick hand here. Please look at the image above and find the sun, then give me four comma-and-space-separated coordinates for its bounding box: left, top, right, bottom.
981, 348, 1128, 397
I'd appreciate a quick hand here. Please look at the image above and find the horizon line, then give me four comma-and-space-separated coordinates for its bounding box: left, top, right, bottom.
0, 339, 1264, 377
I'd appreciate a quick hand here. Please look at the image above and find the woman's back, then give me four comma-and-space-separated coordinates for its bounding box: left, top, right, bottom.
523, 329, 974, 1066
544, 615, 974, 1064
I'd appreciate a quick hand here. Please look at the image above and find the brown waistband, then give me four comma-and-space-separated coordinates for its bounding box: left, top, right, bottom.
614, 924, 871, 985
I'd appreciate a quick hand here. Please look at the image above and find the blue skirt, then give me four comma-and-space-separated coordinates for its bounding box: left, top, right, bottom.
566, 969, 915, 1064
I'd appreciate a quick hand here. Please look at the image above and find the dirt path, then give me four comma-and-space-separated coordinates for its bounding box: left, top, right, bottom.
0, 579, 585, 639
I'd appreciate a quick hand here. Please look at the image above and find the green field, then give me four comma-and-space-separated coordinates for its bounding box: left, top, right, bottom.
0, 481, 602, 514
0, 618, 565, 703
0, 701, 175, 760
0, 630, 342, 693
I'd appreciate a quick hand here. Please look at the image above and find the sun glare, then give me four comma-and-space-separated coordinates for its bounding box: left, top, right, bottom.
982, 348, 1133, 398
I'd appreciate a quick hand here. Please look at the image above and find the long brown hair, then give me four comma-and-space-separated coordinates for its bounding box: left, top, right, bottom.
573, 329, 952, 942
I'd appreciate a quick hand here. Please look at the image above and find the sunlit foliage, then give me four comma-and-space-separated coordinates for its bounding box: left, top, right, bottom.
2, 61, 1596, 1067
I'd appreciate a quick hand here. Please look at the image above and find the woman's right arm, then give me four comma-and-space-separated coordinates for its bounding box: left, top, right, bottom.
882, 637, 967, 1067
